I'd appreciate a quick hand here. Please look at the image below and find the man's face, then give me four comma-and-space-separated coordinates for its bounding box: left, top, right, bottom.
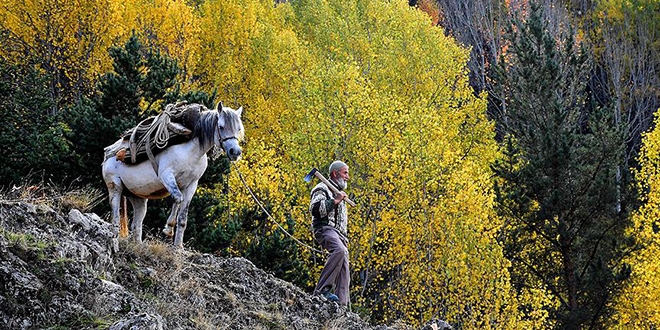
336, 167, 349, 181
333, 166, 349, 190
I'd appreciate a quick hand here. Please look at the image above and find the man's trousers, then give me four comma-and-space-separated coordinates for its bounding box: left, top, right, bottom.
314, 226, 350, 305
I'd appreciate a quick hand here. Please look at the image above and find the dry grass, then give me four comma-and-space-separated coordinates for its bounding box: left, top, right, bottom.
0, 177, 103, 213
189, 314, 216, 330
389, 319, 415, 330
250, 309, 285, 330
120, 238, 184, 267
323, 316, 352, 330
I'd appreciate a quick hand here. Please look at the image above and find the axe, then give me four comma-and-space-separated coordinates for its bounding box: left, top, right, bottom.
304, 168, 356, 207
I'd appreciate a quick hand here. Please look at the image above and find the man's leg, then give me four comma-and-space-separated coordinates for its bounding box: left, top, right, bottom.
314, 226, 350, 305
334, 234, 350, 305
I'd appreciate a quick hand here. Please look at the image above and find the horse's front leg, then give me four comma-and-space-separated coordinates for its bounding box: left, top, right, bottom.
162, 203, 180, 238
158, 169, 184, 238
173, 180, 200, 248
127, 196, 148, 243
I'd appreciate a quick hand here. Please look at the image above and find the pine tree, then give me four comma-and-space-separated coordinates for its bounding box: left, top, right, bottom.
96, 34, 143, 122
491, 3, 629, 328
96, 32, 180, 123
0, 58, 71, 185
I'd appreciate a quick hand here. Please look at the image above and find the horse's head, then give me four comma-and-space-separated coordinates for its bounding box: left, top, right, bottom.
215, 102, 244, 161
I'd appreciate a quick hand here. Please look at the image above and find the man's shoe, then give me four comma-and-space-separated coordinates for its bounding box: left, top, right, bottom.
320, 287, 339, 302
322, 291, 339, 302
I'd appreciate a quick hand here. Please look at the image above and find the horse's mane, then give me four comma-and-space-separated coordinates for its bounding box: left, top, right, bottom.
194, 109, 244, 151
194, 110, 218, 151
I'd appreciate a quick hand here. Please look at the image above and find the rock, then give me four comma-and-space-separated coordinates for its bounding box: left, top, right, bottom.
67, 209, 117, 265
84, 279, 146, 316
109, 312, 166, 330
421, 319, 454, 330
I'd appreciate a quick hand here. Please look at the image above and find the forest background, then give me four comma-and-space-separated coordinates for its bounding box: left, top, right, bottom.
1, 0, 659, 328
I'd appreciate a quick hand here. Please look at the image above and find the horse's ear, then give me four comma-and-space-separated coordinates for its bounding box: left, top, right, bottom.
215, 101, 224, 110
237, 106, 243, 117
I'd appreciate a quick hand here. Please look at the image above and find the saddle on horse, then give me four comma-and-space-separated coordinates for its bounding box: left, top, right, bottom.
115, 101, 203, 165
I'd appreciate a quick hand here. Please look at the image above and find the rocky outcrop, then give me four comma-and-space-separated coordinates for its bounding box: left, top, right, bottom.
0, 201, 452, 330
0, 202, 378, 329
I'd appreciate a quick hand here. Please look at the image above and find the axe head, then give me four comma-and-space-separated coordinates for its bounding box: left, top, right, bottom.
304, 168, 319, 183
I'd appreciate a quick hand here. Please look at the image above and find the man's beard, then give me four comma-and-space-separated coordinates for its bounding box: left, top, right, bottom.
334, 177, 347, 191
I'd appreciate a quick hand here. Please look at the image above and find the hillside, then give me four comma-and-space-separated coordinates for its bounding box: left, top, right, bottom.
0, 201, 450, 330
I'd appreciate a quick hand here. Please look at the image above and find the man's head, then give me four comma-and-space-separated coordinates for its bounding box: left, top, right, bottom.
329, 160, 349, 190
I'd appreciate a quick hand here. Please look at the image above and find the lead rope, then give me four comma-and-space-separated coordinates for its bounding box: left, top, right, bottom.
232, 163, 328, 256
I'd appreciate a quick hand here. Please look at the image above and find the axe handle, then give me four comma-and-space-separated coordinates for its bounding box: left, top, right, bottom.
314, 172, 356, 207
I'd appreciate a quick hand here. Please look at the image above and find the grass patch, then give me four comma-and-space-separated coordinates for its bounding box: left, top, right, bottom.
251, 309, 285, 330
41, 311, 110, 330
0, 177, 103, 213
2, 229, 53, 260
65, 314, 111, 329
119, 239, 183, 267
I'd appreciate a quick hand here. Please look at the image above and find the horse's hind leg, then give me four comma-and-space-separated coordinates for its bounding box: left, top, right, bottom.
127, 196, 148, 243
106, 180, 123, 237
104, 178, 123, 252
173, 180, 200, 248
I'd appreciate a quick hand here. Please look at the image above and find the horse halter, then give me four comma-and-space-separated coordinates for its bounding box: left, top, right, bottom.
217, 124, 240, 154
216, 109, 242, 157
218, 132, 239, 152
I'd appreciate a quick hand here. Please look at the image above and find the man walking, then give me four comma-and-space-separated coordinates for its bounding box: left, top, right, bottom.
309, 160, 350, 305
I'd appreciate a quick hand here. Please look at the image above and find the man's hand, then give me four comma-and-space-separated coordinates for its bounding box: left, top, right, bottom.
334, 191, 348, 204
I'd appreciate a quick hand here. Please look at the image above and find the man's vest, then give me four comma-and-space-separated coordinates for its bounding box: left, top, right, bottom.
309, 182, 348, 237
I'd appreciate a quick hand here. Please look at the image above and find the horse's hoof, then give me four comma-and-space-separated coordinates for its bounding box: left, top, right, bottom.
162, 227, 173, 237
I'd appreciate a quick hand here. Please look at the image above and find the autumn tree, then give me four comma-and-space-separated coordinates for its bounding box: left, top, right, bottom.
119, 0, 201, 81
607, 111, 660, 328
588, 0, 660, 217
491, 3, 629, 328
284, 0, 520, 326
0, 0, 201, 111
187, 0, 552, 327
0, 0, 126, 110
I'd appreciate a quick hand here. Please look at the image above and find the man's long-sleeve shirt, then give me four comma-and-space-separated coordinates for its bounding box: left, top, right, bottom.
309, 182, 348, 238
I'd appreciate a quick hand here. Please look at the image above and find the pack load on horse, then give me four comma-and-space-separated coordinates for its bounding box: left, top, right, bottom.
111, 101, 205, 166
102, 101, 244, 248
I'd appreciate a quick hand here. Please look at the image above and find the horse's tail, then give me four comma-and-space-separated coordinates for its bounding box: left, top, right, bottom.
119, 196, 129, 238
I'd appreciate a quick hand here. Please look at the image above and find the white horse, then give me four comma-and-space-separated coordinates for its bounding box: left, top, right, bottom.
102, 102, 244, 248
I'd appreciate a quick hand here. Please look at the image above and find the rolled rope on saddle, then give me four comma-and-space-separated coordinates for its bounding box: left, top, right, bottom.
115, 101, 203, 166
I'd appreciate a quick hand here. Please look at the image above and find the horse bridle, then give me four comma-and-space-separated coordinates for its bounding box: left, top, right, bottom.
217, 110, 241, 154
218, 127, 239, 153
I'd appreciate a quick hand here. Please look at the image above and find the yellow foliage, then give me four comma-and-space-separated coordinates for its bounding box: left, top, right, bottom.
1, 0, 554, 326
0, 0, 201, 97
0, 0, 125, 94
187, 0, 549, 327
608, 110, 660, 328
117, 0, 201, 78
